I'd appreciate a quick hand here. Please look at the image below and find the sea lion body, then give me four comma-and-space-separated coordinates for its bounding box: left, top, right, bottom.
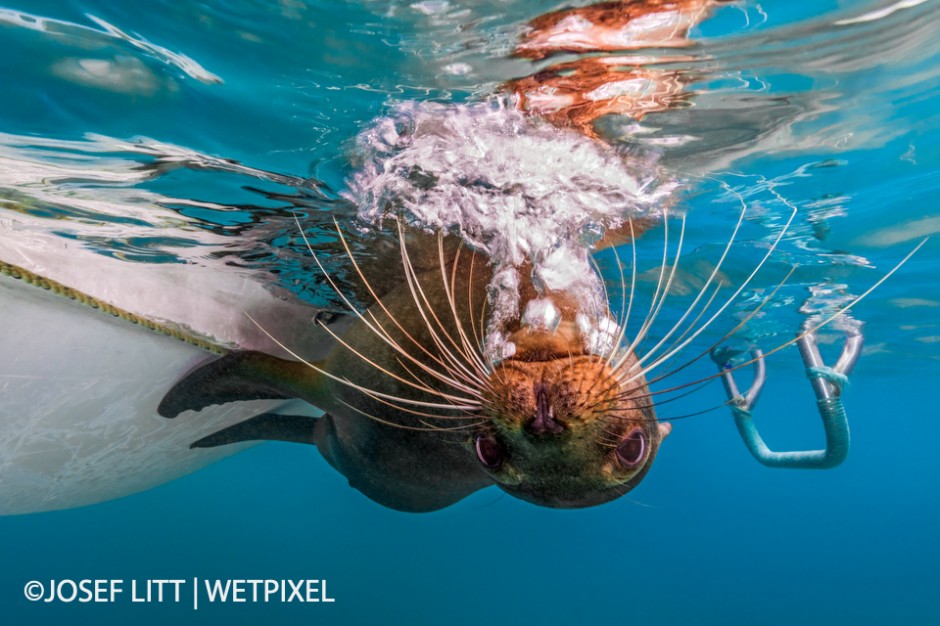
161, 232, 670, 511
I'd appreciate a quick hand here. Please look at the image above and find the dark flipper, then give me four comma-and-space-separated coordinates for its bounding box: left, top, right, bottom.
159, 350, 327, 418
190, 413, 319, 449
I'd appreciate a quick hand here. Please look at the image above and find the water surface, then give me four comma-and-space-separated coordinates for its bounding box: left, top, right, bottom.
1, 1, 938, 624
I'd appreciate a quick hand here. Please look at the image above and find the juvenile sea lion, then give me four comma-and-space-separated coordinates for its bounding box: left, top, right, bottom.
159, 0, 723, 512
160, 228, 671, 511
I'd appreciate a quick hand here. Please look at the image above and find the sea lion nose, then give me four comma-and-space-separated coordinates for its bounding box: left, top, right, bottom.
526, 382, 565, 436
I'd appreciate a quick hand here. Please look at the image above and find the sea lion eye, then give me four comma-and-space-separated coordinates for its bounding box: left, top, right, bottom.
615, 429, 647, 469
475, 435, 504, 469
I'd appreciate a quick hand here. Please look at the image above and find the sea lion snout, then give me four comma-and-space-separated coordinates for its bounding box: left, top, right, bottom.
526, 382, 565, 436
472, 353, 666, 508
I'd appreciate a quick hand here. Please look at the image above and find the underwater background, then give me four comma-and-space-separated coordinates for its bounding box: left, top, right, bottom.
1, 0, 939, 624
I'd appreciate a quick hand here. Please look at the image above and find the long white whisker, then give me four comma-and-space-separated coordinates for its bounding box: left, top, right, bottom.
245, 312, 481, 411
620, 211, 670, 363
294, 214, 484, 397
619, 178, 798, 386
646, 264, 797, 387
465, 250, 492, 368
602, 239, 629, 369
616, 210, 686, 371
397, 223, 492, 391
632, 188, 749, 369
344, 373, 484, 422
648, 280, 725, 367
336, 397, 484, 432
602, 219, 640, 369
624, 239, 923, 400
314, 315, 483, 401
332, 218, 468, 371
439, 234, 495, 384
327, 219, 486, 394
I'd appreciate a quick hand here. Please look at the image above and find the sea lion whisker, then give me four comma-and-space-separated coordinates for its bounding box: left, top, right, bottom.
394, 355, 485, 404
628, 190, 750, 372
614, 237, 925, 399
592, 429, 623, 447
602, 229, 636, 371
327, 371, 480, 412
636, 263, 797, 389
626, 212, 688, 365
578, 354, 622, 411
578, 367, 644, 417
614, 377, 716, 408
313, 308, 484, 400
622, 209, 671, 363
404, 229, 488, 387
616, 208, 685, 371
335, 397, 484, 433
631, 279, 725, 377
575, 353, 610, 406
329, 219, 487, 393
397, 222, 492, 391
440, 234, 497, 386
476, 273, 490, 364
244, 312, 481, 411
600, 412, 662, 425
604, 379, 717, 419
307, 217, 485, 399
466, 249, 493, 371
617, 181, 798, 387
654, 402, 730, 423
632, 214, 685, 358
292, 214, 470, 393
596, 425, 625, 441
590, 253, 615, 361
623, 219, 639, 332
332, 227, 478, 394
568, 349, 616, 418
436, 431, 477, 447
351, 374, 485, 422
569, 246, 650, 410
415, 419, 480, 433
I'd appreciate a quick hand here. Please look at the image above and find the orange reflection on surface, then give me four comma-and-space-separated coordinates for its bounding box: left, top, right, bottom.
507, 1, 726, 138
506, 56, 692, 138
514, 0, 728, 60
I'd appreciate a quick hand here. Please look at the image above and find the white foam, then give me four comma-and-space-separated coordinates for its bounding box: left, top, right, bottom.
345, 98, 677, 361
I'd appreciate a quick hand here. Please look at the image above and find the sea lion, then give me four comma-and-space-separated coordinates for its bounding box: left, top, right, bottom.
158, 0, 724, 512
160, 228, 671, 511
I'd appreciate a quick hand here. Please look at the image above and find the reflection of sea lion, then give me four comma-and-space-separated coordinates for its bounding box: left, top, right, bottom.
514, 0, 730, 60
507, 0, 729, 138
161, 230, 671, 511
505, 56, 692, 138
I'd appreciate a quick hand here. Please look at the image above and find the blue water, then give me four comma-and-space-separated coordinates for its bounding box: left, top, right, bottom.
2, 1, 939, 624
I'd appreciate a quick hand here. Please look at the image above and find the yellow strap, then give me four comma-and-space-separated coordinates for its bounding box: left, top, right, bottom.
0, 258, 227, 355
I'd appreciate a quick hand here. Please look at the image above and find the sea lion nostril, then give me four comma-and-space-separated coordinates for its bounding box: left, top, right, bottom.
526, 382, 565, 436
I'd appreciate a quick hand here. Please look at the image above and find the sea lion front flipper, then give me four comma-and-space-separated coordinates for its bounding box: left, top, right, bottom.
190, 413, 319, 448
158, 350, 327, 418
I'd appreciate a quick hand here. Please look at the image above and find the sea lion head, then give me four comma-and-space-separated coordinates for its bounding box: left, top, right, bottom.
472, 328, 671, 509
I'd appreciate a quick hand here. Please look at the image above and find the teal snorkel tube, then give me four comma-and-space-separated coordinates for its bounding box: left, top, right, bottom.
713, 323, 862, 469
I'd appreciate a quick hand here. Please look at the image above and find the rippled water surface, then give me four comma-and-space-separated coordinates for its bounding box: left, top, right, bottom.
1, 1, 939, 624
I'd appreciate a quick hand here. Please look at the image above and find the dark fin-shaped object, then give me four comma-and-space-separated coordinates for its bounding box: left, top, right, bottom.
190, 413, 319, 449
159, 350, 324, 418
